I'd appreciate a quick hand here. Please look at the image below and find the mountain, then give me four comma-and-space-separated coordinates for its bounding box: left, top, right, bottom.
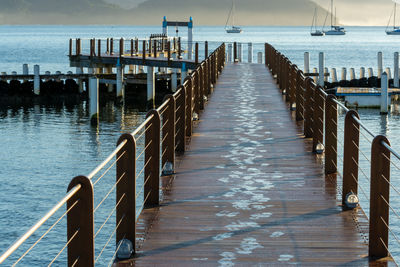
0, 0, 331, 25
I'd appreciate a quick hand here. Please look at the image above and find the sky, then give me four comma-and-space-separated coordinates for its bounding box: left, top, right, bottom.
311, 0, 395, 26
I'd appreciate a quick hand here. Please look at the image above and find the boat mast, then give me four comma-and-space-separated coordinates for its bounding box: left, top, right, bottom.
395, 3, 397, 29
232, 0, 235, 27
331, 0, 333, 28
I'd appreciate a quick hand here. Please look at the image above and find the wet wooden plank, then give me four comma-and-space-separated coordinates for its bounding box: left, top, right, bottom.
117, 63, 395, 266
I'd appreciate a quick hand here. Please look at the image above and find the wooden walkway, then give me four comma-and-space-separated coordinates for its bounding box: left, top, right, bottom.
118, 64, 394, 266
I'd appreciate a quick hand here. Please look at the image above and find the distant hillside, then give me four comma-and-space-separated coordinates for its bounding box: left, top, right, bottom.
0, 0, 332, 25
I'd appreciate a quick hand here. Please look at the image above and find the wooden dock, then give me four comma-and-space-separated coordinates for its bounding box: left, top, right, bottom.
116, 63, 393, 266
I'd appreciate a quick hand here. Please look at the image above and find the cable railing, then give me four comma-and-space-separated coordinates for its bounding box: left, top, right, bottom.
0, 43, 226, 266
265, 42, 400, 261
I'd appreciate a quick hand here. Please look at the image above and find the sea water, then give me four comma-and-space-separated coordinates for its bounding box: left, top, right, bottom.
1, 25, 400, 265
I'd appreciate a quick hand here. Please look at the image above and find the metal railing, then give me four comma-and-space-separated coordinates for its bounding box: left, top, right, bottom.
0, 43, 225, 266
265, 43, 400, 261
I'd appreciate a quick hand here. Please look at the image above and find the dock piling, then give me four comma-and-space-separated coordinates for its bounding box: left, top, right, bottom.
34, 65, 40, 95
360, 67, 365, 79
237, 43, 242, 62
116, 63, 124, 98
385, 67, 392, 80
228, 44, 233, 62
248, 43, 253, 63
147, 66, 155, 108
22, 64, 29, 83
318, 52, 324, 87
257, 52, 263, 64
304, 52, 310, 74
378, 52, 383, 78
381, 72, 389, 114
331, 68, 338, 83
350, 68, 355, 80
89, 77, 99, 125
368, 68, 374, 78
341, 67, 347, 81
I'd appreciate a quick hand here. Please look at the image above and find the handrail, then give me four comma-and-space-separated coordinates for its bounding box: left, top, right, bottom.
0, 42, 226, 266
0, 184, 81, 264
264, 42, 399, 262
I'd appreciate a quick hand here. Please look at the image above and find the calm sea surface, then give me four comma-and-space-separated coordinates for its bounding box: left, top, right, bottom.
1, 25, 400, 265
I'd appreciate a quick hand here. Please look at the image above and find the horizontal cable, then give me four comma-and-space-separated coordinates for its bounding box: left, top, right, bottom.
47, 229, 79, 266
136, 156, 152, 179
382, 141, 400, 162
157, 99, 170, 115
381, 195, 400, 222
333, 99, 349, 112
131, 114, 154, 137
94, 193, 126, 238
136, 173, 152, 200
0, 184, 81, 264
136, 139, 153, 162
94, 172, 126, 213
88, 140, 127, 180
351, 114, 375, 138
14, 200, 79, 265
95, 214, 125, 263
93, 151, 126, 187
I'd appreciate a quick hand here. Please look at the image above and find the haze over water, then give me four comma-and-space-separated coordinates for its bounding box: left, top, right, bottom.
1, 25, 400, 264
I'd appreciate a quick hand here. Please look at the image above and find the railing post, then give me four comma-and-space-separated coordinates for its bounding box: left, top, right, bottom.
67, 176, 94, 267
162, 95, 176, 174
325, 95, 338, 174
342, 110, 360, 205
69, 39, 72, 57
185, 77, 193, 137
369, 135, 391, 259
304, 78, 314, 138
144, 110, 161, 206
120, 38, 124, 57
116, 134, 136, 251
194, 71, 200, 115
175, 86, 186, 153
142, 40, 146, 63
199, 65, 205, 110
295, 71, 304, 121
195, 42, 199, 64
312, 86, 325, 153
98, 39, 101, 58
131, 39, 134, 57
110, 38, 114, 55
233, 42, 237, 62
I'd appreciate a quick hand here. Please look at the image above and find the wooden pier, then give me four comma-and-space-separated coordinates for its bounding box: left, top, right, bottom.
116, 64, 393, 266
1, 43, 399, 266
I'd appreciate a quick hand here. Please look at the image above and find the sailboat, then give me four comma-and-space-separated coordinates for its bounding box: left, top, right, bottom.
386, 0, 400, 35
310, 7, 324, 36
324, 0, 346, 35
225, 0, 243, 33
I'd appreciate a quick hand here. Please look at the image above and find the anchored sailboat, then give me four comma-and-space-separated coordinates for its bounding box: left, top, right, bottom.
323, 0, 345, 35
310, 7, 324, 36
225, 0, 243, 33
386, 0, 400, 35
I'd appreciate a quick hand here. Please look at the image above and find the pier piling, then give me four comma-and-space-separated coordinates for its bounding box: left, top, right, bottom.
378, 52, 383, 78
360, 67, 365, 79
33, 65, 40, 95
318, 52, 324, 87
89, 77, 99, 125
248, 43, 253, 63
257, 52, 263, 64
381, 72, 389, 114
304, 52, 310, 74
147, 66, 155, 108
228, 44, 233, 62
331, 68, 338, 83
341, 67, 347, 81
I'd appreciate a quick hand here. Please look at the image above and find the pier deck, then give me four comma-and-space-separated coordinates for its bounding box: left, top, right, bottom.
118, 64, 393, 266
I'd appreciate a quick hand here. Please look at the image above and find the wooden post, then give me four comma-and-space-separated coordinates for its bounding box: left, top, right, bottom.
185, 77, 193, 137
312, 86, 324, 153
342, 110, 360, 205
69, 39, 72, 57
153, 39, 157, 58
144, 110, 160, 206
67, 176, 94, 267
295, 71, 304, 121
167, 41, 171, 65
378, 52, 383, 78
304, 52, 310, 74
248, 42, 253, 63
106, 38, 110, 54
162, 95, 176, 175
199, 65, 204, 110
131, 39, 134, 57
178, 37, 182, 59
205, 41, 208, 59
147, 67, 155, 109
228, 43, 233, 62
110, 38, 114, 55
116, 134, 136, 250
233, 42, 237, 62
195, 43, 199, 65
175, 86, 186, 153
318, 52, 324, 87
98, 39, 101, 58
325, 95, 338, 174
142, 40, 146, 63
369, 135, 391, 258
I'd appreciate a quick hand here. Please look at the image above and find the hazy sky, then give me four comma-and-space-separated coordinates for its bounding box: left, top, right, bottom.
312, 0, 395, 25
